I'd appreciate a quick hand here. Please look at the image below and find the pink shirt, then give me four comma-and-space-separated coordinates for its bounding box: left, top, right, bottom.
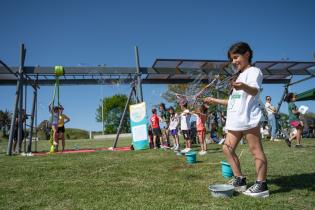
196, 113, 207, 131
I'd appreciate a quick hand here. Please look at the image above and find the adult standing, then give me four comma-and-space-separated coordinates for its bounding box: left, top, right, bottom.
265, 96, 277, 141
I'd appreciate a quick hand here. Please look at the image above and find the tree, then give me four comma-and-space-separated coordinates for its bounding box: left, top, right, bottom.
304, 112, 315, 120
0, 109, 12, 137
96, 94, 133, 134
37, 120, 51, 140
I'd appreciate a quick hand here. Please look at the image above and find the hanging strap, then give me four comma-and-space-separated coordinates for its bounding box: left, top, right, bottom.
50, 66, 64, 107
50, 76, 60, 106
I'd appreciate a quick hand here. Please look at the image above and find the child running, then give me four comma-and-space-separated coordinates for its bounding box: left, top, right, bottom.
284, 92, 303, 148
192, 105, 208, 155
168, 106, 180, 151
180, 103, 192, 153
204, 42, 269, 197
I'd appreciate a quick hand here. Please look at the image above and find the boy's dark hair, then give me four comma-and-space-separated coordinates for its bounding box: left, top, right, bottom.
228, 42, 253, 64
159, 103, 166, 110
169, 106, 174, 112
266, 96, 271, 100
152, 108, 157, 114
284, 92, 294, 102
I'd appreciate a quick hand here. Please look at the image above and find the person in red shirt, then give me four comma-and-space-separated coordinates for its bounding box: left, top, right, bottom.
150, 108, 163, 149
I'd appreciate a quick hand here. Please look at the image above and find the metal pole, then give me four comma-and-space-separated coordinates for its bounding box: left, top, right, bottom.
102, 100, 104, 135
113, 84, 135, 148
23, 83, 27, 153
288, 75, 314, 86
17, 67, 24, 153
27, 86, 37, 153
17, 45, 26, 154
34, 84, 38, 153
276, 77, 292, 114
135, 46, 143, 102
7, 44, 26, 155
7, 81, 20, 155
101, 85, 104, 135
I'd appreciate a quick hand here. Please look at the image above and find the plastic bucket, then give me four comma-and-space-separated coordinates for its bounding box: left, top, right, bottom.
185, 151, 197, 164
221, 161, 233, 178
208, 184, 234, 198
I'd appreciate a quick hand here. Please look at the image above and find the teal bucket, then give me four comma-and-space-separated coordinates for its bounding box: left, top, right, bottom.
221, 161, 234, 178
185, 151, 197, 164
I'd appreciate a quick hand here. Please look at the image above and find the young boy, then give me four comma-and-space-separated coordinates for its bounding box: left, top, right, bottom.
150, 108, 164, 149
180, 103, 192, 153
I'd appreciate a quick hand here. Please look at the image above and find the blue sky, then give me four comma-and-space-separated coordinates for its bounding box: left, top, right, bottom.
1, 0, 314, 131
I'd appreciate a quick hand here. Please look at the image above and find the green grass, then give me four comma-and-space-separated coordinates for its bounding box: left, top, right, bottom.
0, 138, 315, 210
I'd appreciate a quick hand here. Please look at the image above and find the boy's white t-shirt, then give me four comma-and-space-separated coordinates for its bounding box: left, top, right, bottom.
180, 109, 191, 130
225, 66, 263, 131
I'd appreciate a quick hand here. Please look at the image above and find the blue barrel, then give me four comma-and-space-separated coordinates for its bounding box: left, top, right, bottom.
221, 161, 234, 178
185, 151, 197, 164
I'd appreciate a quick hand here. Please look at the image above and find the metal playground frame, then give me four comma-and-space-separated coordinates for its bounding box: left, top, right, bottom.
1, 44, 315, 155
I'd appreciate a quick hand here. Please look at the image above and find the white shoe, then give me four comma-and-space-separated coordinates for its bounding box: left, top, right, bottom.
218, 138, 225, 145
198, 150, 207, 155
181, 148, 191, 153
174, 145, 179, 151
180, 148, 187, 153
185, 148, 192, 153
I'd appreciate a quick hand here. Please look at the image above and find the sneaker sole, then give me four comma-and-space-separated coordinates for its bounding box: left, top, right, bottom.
243, 190, 269, 198
235, 185, 247, 192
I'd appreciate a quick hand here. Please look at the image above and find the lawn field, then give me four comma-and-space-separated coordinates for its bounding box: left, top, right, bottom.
0, 138, 315, 210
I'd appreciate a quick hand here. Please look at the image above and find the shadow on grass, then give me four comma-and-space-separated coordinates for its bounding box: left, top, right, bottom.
269, 172, 315, 194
